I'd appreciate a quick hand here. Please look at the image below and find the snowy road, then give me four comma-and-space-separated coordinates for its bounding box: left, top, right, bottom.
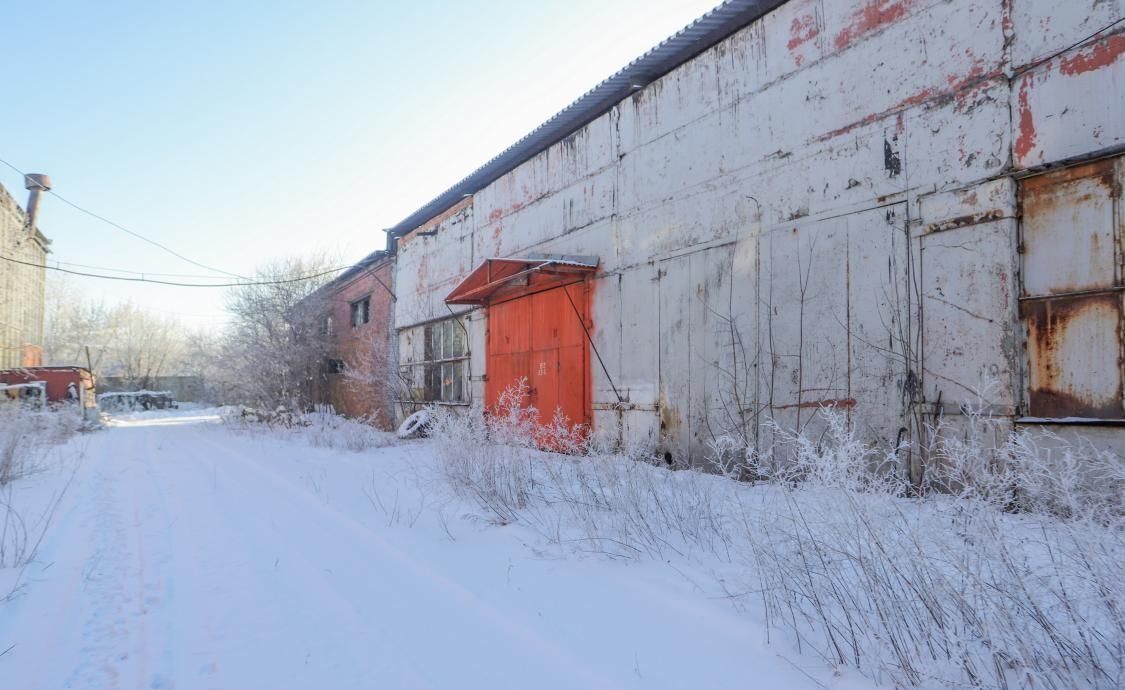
1, 410, 843, 690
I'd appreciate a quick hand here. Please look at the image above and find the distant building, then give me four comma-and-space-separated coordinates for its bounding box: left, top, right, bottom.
0, 175, 51, 369
305, 251, 396, 427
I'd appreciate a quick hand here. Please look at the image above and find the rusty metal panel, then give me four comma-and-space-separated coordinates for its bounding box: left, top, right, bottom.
1021, 159, 1120, 297
1020, 156, 1125, 420
1022, 293, 1124, 419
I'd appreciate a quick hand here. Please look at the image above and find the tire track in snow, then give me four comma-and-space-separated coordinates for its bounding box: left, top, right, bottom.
64, 443, 137, 688
61, 427, 178, 690
147, 423, 436, 689
188, 428, 629, 690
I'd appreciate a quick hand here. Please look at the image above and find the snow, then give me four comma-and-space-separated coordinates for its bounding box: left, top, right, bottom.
0, 408, 865, 690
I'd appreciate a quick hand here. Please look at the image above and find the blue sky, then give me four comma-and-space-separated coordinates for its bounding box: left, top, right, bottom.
0, 0, 720, 329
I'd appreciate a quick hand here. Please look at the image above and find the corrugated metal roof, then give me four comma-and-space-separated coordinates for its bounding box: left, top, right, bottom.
315, 248, 389, 295
383, 0, 787, 247
334, 250, 388, 285
522, 253, 600, 268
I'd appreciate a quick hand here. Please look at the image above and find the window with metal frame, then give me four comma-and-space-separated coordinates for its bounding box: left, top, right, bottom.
401, 317, 467, 403
350, 297, 370, 328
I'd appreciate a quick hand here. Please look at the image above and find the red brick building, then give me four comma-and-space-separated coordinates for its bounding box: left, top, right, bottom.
308, 251, 396, 428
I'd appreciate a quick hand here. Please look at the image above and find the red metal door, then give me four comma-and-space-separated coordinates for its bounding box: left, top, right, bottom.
486, 282, 590, 431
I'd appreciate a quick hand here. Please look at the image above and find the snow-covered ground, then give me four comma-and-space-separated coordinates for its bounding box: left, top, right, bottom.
0, 407, 864, 690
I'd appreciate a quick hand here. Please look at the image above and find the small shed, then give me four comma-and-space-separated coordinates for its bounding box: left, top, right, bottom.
0, 366, 96, 410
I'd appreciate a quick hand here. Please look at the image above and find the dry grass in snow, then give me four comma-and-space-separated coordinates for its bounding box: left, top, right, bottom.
222, 405, 397, 453
1, 405, 83, 578
426, 387, 1125, 690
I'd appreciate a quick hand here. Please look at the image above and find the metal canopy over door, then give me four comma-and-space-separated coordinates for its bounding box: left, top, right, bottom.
447, 255, 597, 432
1019, 157, 1124, 420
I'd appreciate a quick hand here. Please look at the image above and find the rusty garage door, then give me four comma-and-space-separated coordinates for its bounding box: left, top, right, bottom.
1019, 156, 1124, 419
446, 256, 597, 432
486, 283, 590, 429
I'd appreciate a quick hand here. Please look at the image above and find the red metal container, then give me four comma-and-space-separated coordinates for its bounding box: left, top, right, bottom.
0, 366, 96, 407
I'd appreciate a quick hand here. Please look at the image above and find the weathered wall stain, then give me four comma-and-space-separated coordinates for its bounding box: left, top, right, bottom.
835, 0, 915, 51
1014, 78, 1038, 164
1059, 32, 1125, 75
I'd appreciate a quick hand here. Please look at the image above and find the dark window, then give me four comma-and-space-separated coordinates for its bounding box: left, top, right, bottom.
350, 297, 370, 328
322, 314, 334, 337
405, 317, 467, 403
327, 358, 346, 374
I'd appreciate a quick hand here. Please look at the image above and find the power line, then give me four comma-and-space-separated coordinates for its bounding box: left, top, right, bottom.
0, 156, 248, 280
50, 258, 251, 280
1012, 16, 1125, 78
0, 252, 355, 288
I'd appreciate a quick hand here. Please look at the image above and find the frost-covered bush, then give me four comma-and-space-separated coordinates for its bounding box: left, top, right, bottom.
0, 405, 80, 487
222, 405, 305, 429
745, 409, 1125, 690
223, 405, 396, 452
428, 384, 535, 526
430, 387, 1125, 690
1, 405, 82, 570
430, 380, 738, 553
301, 409, 396, 452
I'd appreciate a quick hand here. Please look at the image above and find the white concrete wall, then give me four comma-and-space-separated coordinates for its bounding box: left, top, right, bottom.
394, 0, 1125, 463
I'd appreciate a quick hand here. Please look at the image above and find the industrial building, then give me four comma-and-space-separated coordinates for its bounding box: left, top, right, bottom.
351, 0, 1124, 467
307, 251, 397, 425
0, 175, 51, 369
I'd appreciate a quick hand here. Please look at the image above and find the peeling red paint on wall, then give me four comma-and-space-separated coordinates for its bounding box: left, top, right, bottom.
1058, 33, 1125, 76
1014, 78, 1038, 164
488, 208, 503, 223
895, 87, 938, 111
788, 13, 819, 50
397, 197, 472, 249
788, 10, 820, 66
835, 0, 912, 51
815, 112, 882, 142
813, 66, 1001, 143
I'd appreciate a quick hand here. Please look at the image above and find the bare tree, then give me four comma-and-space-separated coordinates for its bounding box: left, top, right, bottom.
218, 255, 338, 410
43, 277, 187, 386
